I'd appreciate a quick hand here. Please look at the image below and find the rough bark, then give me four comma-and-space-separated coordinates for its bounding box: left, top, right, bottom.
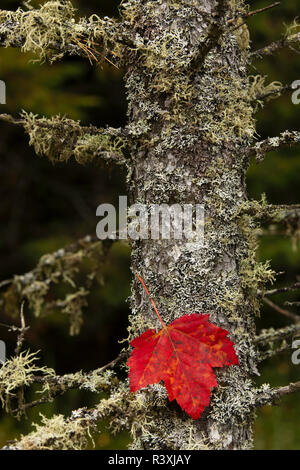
122, 0, 266, 450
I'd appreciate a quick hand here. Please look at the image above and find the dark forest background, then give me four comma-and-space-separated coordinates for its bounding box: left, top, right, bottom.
0, 0, 299, 449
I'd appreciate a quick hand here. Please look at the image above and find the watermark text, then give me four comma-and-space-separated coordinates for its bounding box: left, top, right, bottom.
96, 196, 205, 249
0, 80, 6, 104
291, 80, 300, 105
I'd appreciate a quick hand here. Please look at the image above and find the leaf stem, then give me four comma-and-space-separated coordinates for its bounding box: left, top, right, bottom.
136, 275, 167, 329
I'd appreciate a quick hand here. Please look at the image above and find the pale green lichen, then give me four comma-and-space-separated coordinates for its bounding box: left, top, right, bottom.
19, 111, 126, 165
1, 239, 107, 335
123, 0, 254, 153
235, 196, 276, 314
52, 288, 89, 336
17, 413, 94, 450
0, 350, 54, 413
74, 133, 126, 165
285, 18, 300, 41
249, 75, 283, 106
0, 0, 121, 63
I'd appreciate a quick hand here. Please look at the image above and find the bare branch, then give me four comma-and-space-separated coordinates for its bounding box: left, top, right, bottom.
258, 282, 300, 298
255, 323, 300, 346
272, 381, 300, 398
12, 396, 54, 414
228, 2, 280, 31
0, 279, 13, 289
246, 2, 280, 19
248, 131, 300, 161
251, 32, 300, 59
254, 381, 300, 408
0, 303, 30, 353
0, 1, 127, 64
0, 112, 128, 165
262, 297, 300, 323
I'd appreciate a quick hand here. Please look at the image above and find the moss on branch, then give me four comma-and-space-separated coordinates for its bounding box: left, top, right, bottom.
0, 350, 54, 414
0, 236, 111, 335
0, 0, 126, 63
0, 112, 127, 165
1, 385, 156, 450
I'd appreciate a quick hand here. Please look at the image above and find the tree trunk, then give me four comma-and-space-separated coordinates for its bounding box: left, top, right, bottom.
125, 0, 261, 450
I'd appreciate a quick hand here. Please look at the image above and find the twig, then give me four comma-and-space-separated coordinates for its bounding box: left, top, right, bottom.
255, 83, 292, 102
0, 6, 124, 63
12, 396, 57, 415
0, 279, 13, 289
0, 303, 29, 353
255, 381, 300, 408
228, 2, 280, 26
241, 204, 300, 224
33, 351, 128, 386
4, 390, 131, 450
0, 322, 16, 330
251, 32, 300, 59
12, 351, 128, 415
285, 301, 300, 307
248, 131, 300, 161
273, 381, 300, 398
255, 323, 300, 345
0, 113, 128, 166
0, 234, 111, 293
262, 297, 300, 323
258, 282, 300, 298
247, 2, 280, 18
228, 2, 280, 32
0, 113, 127, 138
15, 301, 29, 355
258, 342, 291, 362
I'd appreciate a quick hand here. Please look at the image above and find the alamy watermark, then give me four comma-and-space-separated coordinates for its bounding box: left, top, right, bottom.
292, 339, 300, 365
96, 196, 205, 249
0, 80, 7, 363
0, 340, 6, 364
291, 80, 300, 105
0, 80, 6, 104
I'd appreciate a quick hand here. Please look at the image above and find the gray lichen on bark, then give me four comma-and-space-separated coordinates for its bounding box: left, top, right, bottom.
122, 0, 267, 450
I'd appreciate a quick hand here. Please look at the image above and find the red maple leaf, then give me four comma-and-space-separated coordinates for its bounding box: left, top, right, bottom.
128, 276, 239, 420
